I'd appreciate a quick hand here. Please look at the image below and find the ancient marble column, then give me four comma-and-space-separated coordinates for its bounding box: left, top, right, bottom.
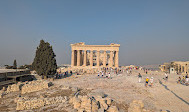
77, 50, 81, 66
177, 65, 180, 73
103, 51, 106, 67
90, 50, 93, 66
115, 51, 119, 67
83, 50, 87, 66
181, 65, 183, 73
185, 64, 188, 73
71, 50, 75, 67
96, 50, 100, 67
109, 51, 113, 67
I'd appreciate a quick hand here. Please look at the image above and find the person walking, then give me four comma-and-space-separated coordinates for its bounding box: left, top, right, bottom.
145, 77, 149, 87
165, 73, 168, 81
138, 73, 142, 83
150, 77, 154, 87
101, 71, 104, 77
108, 72, 111, 79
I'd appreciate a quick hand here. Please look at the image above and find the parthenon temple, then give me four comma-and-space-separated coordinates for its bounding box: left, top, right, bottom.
71, 42, 120, 68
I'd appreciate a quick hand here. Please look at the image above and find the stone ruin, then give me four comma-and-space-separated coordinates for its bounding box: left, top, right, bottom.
21, 80, 51, 94
0, 80, 51, 98
128, 100, 150, 112
15, 96, 68, 110
69, 95, 119, 112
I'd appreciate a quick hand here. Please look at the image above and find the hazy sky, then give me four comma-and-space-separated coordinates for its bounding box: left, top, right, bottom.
0, 0, 189, 66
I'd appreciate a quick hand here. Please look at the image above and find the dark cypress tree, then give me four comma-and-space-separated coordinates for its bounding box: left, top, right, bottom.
32, 40, 57, 77
13, 59, 17, 69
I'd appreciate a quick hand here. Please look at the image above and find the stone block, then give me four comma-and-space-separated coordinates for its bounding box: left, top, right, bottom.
107, 106, 119, 112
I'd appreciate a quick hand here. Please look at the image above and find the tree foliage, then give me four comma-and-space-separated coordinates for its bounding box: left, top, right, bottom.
32, 40, 57, 77
13, 59, 17, 69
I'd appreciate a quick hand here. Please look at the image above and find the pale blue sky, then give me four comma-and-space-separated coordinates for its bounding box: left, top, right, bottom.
0, 0, 189, 66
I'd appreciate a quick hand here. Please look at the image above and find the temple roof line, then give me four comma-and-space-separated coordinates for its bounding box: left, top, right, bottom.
71, 42, 120, 47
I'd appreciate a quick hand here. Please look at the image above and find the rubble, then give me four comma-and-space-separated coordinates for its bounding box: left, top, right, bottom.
128, 100, 150, 112
69, 95, 118, 112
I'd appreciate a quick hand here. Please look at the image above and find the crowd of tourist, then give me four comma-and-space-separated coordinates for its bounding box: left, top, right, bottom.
177, 72, 188, 85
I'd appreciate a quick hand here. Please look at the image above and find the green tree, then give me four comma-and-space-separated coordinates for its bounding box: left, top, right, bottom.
13, 59, 17, 69
32, 40, 57, 77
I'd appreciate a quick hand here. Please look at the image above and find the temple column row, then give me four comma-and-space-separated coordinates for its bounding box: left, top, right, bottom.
71, 50, 119, 67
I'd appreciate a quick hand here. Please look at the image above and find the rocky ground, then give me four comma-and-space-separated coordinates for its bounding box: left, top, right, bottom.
0, 69, 188, 112
53, 70, 189, 112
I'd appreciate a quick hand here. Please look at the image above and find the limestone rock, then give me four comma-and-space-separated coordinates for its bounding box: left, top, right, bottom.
106, 98, 112, 105
128, 100, 148, 112
72, 96, 81, 109
107, 106, 119, 112
92, 100, 99, 112
98, 99, 108, 110
98, 107, 105, 112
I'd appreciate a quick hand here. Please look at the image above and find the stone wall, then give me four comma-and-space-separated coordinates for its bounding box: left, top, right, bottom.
16, 96, 68, 110
21, 80, 50, 94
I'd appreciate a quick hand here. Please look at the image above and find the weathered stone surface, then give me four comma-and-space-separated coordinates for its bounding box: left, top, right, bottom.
92, 100, 99, 112
21, 80, 51, 94
98, 98, 108, 110
106, 98, 112, 105
107, 106, 119, 112
98, 107, 105, 112
61, 86, 71, 90
71, 87, 79, 92
128, 100, 149, 112
0, 89, 7, 98
68, 94, 118, 112
6, 83, 21, 93
73, 97, 81, 109
16, 96, 66, 110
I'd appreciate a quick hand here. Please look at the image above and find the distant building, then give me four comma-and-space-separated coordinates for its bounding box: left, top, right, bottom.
160, 61, 189, 74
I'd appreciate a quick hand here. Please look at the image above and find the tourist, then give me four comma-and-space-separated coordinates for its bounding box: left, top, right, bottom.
70, 71, 72, 75
108, 72, 111, 79
177, 77, 181, 84
150, 77, 153, 87
165, 73, 168, 81
182, 75, 185, 84
101, 71, 104, 77
98, 72, 100, 77
185, 73, 189, 83
129, 70, 132, 74
138, 73, 142, 83
146, 69, 148, 74
145, 77, 149, 87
